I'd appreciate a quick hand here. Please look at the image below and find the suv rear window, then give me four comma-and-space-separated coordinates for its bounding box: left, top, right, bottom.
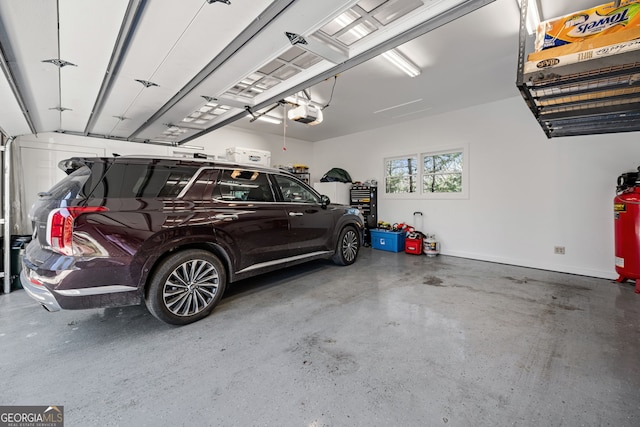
45, 165, 92, 200
88, 163, 198, 198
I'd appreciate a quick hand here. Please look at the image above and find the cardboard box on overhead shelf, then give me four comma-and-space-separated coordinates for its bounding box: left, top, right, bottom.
524, 28, 640, 73
528, 26, 640, 62
533, 1, 640, 51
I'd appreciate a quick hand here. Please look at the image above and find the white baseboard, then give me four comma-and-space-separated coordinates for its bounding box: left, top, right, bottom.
442, 249, 618, 280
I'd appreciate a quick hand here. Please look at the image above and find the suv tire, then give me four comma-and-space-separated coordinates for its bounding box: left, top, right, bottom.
332, 226, 360, 266
145, 250, 227, 325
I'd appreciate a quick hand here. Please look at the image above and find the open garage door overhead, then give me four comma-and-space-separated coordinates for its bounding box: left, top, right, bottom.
0, 0, 494, 145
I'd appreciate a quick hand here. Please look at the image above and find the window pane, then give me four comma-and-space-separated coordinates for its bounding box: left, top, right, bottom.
424, 173, 462, 193
386, 176, 416, 193
214, 169, 273, 202
423, 156, 434, 173
92, 164, 196, 198
274, 175, 320, 203
422, 175, 434, 193
422, 151, 463, 194
436, 174, 462, 192
385, 156, 418, 194
434, 152, 462, 173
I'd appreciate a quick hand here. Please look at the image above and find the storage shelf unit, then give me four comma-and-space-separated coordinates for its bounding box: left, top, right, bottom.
516, 2, 640, 138
293, 172, 310, 184
350, 185, 377, 229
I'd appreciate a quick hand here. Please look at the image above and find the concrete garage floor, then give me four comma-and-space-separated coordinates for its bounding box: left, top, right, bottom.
1, 249, 639, 426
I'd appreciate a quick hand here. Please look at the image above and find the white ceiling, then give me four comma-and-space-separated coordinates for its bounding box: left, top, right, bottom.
0, 0, 605, 145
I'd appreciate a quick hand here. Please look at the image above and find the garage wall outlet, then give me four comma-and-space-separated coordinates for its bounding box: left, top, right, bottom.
554, 246, 565, 255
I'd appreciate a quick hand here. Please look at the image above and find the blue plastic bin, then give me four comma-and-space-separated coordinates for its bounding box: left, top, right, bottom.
370, 229, 405, 252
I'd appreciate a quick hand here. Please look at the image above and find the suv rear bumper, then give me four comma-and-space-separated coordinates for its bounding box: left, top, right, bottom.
20, 270, 62, 312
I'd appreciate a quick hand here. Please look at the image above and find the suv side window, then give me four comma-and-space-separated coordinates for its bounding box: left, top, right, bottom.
273, 175, 320, 204
89, 163, 197, 198
214, 169, 274, 202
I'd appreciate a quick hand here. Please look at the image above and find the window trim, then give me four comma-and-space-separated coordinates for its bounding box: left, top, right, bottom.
383, 143, 469, 200
383, 154, 419, 195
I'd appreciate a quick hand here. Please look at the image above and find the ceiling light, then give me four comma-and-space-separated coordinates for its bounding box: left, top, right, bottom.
381, 49, 421, 77
374, 99, 423, 114
206, 0, 230, 4
246, 114, 282, 124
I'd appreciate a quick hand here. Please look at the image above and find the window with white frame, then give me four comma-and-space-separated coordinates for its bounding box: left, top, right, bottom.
423, 150, 463, 193
384, 156, 418, 194
384, 145, 468, 199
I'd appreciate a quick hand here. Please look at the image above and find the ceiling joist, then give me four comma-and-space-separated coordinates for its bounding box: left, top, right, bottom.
0, 0, 495, 144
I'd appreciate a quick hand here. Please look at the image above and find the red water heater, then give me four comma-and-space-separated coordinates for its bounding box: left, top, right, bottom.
614, 173, 640, 293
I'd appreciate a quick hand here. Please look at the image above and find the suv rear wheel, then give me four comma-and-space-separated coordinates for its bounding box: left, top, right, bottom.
145, 250, 226, 325
332, 226, 360, 266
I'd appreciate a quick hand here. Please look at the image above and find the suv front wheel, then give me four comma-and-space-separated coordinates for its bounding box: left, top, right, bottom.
145, 249, 227, 325
332, 226, 360, 266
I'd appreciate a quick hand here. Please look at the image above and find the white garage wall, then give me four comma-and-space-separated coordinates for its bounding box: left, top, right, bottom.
311, 96, 640, 279
195, 125, 314, 169
11, 100, 637, 280
13, 128, 313, 233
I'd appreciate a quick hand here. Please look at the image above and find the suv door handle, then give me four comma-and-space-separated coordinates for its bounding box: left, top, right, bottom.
214, 214, 239, 221
289, 212, 303, 217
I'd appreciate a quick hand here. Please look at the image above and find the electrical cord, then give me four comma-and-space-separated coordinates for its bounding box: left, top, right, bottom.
323, 75, 338, 110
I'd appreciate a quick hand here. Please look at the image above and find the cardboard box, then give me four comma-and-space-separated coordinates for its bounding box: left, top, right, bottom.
534, 1, 640, 52
370, 229, 405, 253
225, 147, 271, 167
528, 26, 640, 62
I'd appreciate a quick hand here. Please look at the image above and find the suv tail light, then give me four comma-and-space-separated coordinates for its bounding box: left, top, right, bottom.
46, 206, 108, 256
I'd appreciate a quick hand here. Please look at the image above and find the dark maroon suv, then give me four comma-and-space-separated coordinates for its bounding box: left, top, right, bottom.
21, 156, 364, 325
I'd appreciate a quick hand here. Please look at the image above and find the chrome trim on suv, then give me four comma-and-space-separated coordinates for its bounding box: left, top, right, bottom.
20, 270, 62, 312
176, 166, 215, 199
55, 285, 137, 296
236, 251, 333, 274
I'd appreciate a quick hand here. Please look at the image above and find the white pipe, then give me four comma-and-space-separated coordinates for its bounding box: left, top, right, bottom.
3, 137, 13, 294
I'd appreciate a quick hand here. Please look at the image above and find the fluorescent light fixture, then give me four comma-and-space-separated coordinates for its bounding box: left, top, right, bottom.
246, 114, 282, 124
381, 49, 421, 77
181, 145, 204, 150
374, 98, 423, 114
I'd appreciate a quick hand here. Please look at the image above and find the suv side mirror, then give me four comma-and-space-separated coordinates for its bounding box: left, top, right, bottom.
320, 195, 330, 208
